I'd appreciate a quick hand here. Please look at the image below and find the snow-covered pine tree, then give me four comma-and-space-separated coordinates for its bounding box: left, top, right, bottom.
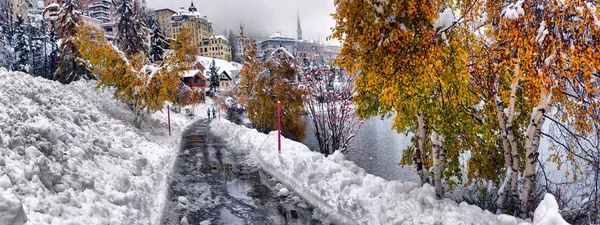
47, 24, 58, 78
54, 0, 92, 84
0, 0, 16, 70
115, 0, 148, 57
228, 29, 239, 63
139, 0, 155, 30
13, 15, 30, 73
149, 20, 167, 63
209, 59, 220, 91
28, 19, 47, 77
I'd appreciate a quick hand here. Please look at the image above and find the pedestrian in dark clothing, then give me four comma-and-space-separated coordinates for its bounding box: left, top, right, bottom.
212, 108, 216, 118
207, 108, 211, 119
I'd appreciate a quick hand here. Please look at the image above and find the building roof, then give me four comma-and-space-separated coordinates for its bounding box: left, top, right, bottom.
154, 8, 176, 14
197, 56, 242, 79
173, 6, 209, 21
271, 47, 295, 59
45, 3, 60, 9
183, 70, 204, 78
210, 35, 228, 41
268, 31, 294, 40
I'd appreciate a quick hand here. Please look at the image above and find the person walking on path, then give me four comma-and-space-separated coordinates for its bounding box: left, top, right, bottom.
207, 108, 211, 119
212, 108, 216, 118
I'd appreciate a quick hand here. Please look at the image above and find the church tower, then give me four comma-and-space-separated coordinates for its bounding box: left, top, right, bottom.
189, 1, 197, 12
297, 12, 303, 41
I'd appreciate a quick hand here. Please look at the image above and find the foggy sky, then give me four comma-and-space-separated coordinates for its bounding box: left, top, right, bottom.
146, 0, 339, 45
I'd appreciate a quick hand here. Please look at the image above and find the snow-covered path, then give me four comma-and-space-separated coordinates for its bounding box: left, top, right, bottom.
161, 118, 317, 225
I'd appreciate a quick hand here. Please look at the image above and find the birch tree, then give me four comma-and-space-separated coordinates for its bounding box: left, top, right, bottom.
332, 0, 481, 198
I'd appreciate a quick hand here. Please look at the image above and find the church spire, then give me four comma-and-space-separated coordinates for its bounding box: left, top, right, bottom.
297, 12, 303, 41
189, 1, 197, 12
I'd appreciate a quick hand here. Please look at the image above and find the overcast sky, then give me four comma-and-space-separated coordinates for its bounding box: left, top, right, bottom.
146, 0, 339, 45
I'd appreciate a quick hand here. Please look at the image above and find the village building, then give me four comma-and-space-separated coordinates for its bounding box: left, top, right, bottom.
196, 56, 242, 91
156, 2, 232, 61
153, 8, 175, 37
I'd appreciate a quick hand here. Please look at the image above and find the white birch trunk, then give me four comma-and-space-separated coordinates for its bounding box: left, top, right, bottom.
495, 87, 513, 210
431, 131, 446, 199
416, 112, 430, 185
507, 76, 520, 201
520, 88, 551, 217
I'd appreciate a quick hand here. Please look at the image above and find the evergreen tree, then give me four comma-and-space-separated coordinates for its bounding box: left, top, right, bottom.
47, 23, 58, 78
228, 29, 239, 63
54, 0, 92, 83
13, 15, 30, 72
0, 0, 15, 70
115, 0, 148, 57
28, 19, 46, 77
149, 21, 167, 63
139, 0, 155, 29
208, 59, 220, 91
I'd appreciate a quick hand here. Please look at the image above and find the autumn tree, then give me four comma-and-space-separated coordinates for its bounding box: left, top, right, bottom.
332, 0, 481, 199
54, 0, 92, 84
236, 26, 262, 109
73, 26, 198, 128
248, 48, 306, 140
464, 0, 600, 217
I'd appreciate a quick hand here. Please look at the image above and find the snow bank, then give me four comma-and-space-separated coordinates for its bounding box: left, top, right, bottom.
0, 68, 207, 224
209, 119, 567, 225
532, 194, 568, 225
0, 190, 27, 225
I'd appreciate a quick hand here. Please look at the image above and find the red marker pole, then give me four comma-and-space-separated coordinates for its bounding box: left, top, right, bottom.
277, 101, 281, 154
167, 105, 171, 136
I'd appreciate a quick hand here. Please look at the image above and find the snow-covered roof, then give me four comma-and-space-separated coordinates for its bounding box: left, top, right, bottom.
210, 35, 228, 42
183, 70, 203, 78
271, 47, 295, 59
173, 7, 209, 21
45, 3, 59, 9
268, 31, 294, 40
196, 56, 242, 79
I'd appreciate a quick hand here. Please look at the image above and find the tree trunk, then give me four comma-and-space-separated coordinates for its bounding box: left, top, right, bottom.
507, 66, 520, 202
520, 88, 551, 217
415, 111, 431, 185
431, 131, 446, 199
494, 84, 512, 211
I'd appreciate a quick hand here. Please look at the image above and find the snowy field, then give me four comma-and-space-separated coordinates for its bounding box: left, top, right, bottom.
210, 119, 568, 225
0, 68, 213, 224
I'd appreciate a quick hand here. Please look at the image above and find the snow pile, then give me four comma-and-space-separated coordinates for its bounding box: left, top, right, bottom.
532, 194, 568, 225
210, 119, 567, 225
0, 189, 27, 225
0, 68, 205, 224
502, 1, 525, 20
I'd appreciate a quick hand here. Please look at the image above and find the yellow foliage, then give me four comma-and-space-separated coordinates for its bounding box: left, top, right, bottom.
73, 25, 199, 127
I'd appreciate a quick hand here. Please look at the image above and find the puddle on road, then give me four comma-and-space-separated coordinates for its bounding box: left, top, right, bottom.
163, 120, 320, 225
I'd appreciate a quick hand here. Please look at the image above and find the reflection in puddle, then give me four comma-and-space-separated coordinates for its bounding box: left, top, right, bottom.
163, 119, 319, 225
218, 207, 244, 225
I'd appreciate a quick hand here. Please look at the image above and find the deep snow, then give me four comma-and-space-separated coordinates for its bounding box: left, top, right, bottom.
209, 119, 568, 225
0, 68, 212, 224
